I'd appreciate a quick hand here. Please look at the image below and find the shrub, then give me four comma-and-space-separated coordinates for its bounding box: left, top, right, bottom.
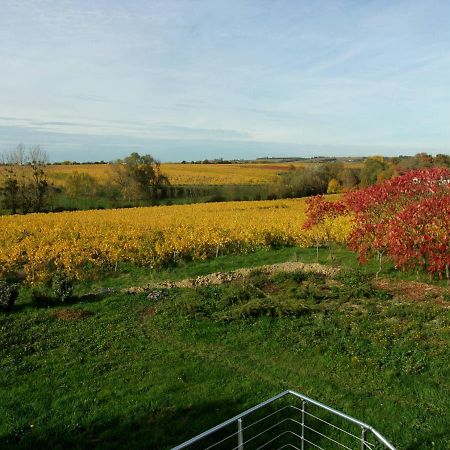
51, 273, 74, 302
0, 281, 19, 311
216, 297, 310, 321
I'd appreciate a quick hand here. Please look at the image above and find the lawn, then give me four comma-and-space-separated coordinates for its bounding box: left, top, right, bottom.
1, 248, 449, 449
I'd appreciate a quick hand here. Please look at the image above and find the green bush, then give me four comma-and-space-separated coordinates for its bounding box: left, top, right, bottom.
334, 269, 391, 300
0, 281, 19, 311
51, 273, 74, 302
216, 297, 310, 321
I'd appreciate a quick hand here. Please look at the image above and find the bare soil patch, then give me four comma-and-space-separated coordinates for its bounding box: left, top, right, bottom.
139, 307, 156, 320
125, 262, 339, 294
374, 278, 449, 306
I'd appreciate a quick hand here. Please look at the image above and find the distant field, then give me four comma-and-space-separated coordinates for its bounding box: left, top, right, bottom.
46, 162, 306, 186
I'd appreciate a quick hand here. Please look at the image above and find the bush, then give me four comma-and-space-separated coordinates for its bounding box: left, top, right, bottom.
51, 273, 74, 302
216, 297, 310, 321
0, 281, 19, 311
334, 269, 391, 300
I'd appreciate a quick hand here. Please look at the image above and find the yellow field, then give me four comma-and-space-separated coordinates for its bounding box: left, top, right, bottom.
46, 163, 305, 186
46, 164, 115, 185
0, 198, 351, 282
160, 163, 302, 185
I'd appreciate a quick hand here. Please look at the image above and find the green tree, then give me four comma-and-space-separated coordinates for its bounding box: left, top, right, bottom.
113, 153, 169, 202
360, 157, 388, 187
274, 166, 329, 198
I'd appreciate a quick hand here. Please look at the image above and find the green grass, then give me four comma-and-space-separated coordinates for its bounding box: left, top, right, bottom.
73, 246, 448, 295
1, 250, 449, 449
46, 184, 272, 213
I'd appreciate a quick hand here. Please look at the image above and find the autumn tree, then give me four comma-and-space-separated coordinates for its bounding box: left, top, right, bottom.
359, 156, 390, 186
65, 172, 99, 200
0, 144, 51, 214
113, 153, 169, 202
303, 195, 348, 260
345, 168, 450, 279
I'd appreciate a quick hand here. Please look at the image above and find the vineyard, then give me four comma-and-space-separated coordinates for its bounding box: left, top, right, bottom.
0, 198, 351, 283
46, 162, 304, 186
1, 168, 449, 284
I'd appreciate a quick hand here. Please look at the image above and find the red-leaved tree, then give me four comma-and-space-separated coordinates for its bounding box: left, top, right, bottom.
303, 195, 347, 260
345, 168, 450, 279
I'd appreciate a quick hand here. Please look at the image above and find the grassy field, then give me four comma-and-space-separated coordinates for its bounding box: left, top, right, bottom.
1, 248, 449, 449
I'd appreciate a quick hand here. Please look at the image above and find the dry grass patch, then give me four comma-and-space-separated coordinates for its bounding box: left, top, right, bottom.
374, 278, 449, 306
52, 308, 92, 321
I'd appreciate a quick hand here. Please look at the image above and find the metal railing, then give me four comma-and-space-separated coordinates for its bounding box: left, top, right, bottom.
172, 390, 396, 450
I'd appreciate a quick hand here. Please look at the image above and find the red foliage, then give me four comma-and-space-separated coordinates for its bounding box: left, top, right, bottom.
303, 195, 347, 229
344, 168, 450, 278
387, 195, 450, 277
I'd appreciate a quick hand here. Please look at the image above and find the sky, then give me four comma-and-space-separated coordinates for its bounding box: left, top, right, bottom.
1, 0, 450, 162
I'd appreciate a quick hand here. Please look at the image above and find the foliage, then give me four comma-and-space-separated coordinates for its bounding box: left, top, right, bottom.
0, 198, 352, 283
0, 144, 51, 214
387, 195, 450, 278
216, 297, 311, 320
274, 165, 329, 198
112, 153, 169, 202
51, 272, 74, 302
326, 178, 341, 193
0, 281, 19, 311
345, 168, 450, 278
359, 156, 391, 186
65, 172, 99, 200
303, 195, 349, 258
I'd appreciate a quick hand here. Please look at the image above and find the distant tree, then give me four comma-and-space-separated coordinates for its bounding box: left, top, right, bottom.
360, 156, 389, 187
434, 153, 450, 168
0, 144, 51, 214
338, 168, 360, 190
415, 152, 433, 167
113, 153, 169, 202
327, 178, 341, 194
275, 166, 328, 198
65, 172, 99, 200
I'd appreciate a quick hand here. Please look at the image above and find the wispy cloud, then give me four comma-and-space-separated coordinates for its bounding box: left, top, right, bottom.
1, 0, 450, 160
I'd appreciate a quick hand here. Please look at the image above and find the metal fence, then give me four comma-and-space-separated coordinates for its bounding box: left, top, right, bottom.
172, 390, 396, 450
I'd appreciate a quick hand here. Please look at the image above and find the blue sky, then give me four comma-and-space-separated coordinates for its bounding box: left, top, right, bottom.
1, 0, 450, 162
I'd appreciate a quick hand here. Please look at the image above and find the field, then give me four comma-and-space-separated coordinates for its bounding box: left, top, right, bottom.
1, 168, 449, 450
46, 162, 305, 186
0, 198, 351, 283
1, 248, 449, 449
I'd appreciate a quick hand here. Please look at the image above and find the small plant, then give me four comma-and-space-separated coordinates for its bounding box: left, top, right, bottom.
51, 272, 74, 302
215, 297, 310, 321
0, 281, 19, 311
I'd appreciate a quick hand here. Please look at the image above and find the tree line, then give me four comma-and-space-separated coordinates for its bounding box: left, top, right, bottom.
270, 153, 450, 199
1, 145, 449, 215
0, 148, 171, 214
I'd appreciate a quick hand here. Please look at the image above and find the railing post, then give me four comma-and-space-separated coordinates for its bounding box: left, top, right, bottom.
361, 427, 367, 450
238, 418, 244, 450
301, 399, 306, 450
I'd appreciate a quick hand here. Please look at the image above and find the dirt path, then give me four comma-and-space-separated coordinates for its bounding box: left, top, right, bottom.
124, 261, 339, 294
